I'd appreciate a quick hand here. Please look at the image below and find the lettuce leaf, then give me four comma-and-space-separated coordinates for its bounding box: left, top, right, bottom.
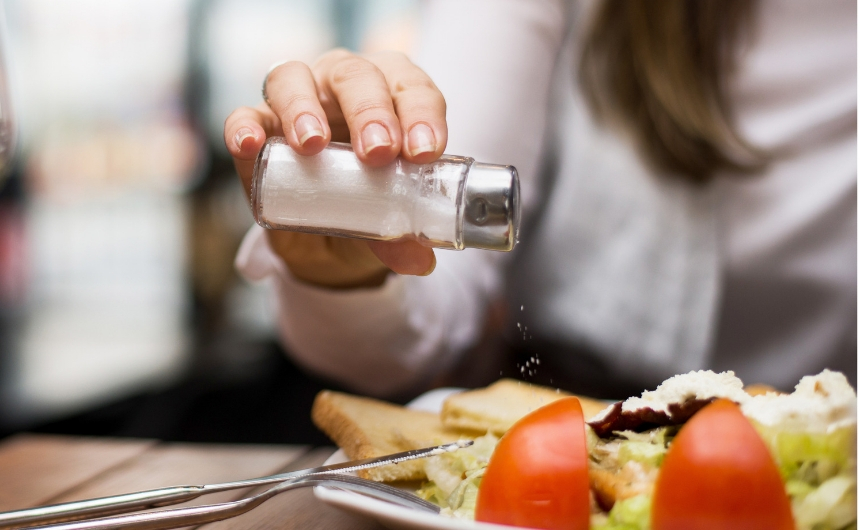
754, 423, 857, 530
416, 433, 497, 517
592, 494, 651, 530
792, 475, 856, 530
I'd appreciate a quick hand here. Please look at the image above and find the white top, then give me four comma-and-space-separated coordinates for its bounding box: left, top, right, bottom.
236, 0, 857, 396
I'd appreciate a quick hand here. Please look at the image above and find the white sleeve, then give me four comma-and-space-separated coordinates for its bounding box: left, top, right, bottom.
235, 0, 567, 397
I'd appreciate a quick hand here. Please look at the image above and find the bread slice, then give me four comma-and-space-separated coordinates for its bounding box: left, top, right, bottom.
441, 379, 610, 434
311, 390, 478, 482
744, 383, 780, 396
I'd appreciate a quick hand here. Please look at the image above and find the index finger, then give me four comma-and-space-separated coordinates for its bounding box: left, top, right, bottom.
264, 60, 332, 156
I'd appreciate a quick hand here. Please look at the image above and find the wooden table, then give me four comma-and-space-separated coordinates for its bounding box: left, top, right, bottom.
0, 434, 385, 529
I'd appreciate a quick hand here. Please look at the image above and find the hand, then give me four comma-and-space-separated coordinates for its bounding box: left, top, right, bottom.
224, 49, 447, 289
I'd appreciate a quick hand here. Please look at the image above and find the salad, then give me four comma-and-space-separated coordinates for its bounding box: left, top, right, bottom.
416, 370, 857, 530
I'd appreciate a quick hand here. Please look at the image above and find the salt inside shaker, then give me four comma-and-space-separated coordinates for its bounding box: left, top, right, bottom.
251, 137, 520, 251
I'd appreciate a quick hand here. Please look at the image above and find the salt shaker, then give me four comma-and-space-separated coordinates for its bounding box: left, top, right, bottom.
251, 137, 520, 251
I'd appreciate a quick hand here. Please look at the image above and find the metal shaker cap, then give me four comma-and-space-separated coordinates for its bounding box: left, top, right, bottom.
462, 162, 520, 251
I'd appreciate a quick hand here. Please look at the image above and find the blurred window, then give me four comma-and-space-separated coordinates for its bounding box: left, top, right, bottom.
0, 0, 418, 427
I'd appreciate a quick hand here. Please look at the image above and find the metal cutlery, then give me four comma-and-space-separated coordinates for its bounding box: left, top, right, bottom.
25, 473, 440, 530
0, 441, 469, 529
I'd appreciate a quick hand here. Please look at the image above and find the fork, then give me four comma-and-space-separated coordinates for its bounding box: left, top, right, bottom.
0, 441, 469, 529
0, 440, 473, 529
24, 473, 440, 530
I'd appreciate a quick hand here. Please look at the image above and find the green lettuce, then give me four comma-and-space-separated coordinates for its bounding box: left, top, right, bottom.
592, 494, 651, 530
615, 427, 672, 469
754, 423, 857, 530
416, 433, 497, 518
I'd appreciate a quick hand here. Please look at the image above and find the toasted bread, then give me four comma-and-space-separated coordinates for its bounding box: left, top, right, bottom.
441, 379, 610, 434
744, 383, 781, 396
311, 390, 478, 482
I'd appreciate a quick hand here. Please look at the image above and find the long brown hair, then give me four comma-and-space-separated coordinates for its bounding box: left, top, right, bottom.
580, 0, 766, 182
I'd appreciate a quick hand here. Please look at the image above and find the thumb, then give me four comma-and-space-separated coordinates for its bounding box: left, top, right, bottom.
367, 240, 436, 276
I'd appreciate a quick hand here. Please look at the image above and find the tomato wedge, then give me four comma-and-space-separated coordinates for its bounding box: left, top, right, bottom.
652, 398, 794, 530
475, 396, 590, 530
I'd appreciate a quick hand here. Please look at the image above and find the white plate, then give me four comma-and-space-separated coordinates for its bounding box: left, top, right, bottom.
313, 388, 509, 530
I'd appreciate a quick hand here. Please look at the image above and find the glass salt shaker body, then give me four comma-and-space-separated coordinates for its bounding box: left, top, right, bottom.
252, 137, 520, 251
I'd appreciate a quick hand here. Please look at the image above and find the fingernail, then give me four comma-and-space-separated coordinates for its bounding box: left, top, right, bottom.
420, 253, 437, 276
361, 123, 391, 155
407, 124, 436, 157
295, 114, 324, 146
234, 127, 256, 150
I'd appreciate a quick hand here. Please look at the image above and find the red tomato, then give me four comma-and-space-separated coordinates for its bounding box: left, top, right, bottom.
475, 397, 590, 530
652, 398, 794, 530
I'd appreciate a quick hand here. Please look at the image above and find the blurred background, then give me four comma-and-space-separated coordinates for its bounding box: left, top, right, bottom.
0, 0, 418, 445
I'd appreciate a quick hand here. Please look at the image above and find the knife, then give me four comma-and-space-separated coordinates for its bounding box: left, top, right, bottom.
0, 440, 472, 528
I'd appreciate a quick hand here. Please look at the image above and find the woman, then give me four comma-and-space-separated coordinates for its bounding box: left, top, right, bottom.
225, 0, 856, 399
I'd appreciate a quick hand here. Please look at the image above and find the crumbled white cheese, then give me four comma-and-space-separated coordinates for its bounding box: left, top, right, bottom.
742, 369, 857, 434
620, 370, 750, 415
